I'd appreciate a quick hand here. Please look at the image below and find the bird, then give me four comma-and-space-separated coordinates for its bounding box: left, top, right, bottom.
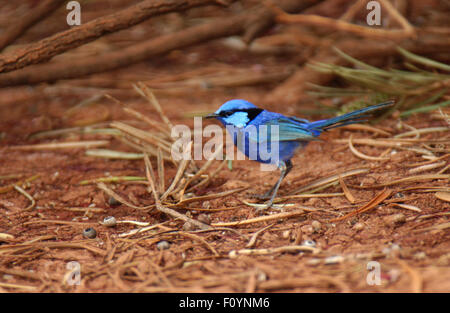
205, 99, 394, 209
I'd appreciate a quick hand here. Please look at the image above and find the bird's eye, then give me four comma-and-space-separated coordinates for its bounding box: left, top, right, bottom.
221, 111, 233, 117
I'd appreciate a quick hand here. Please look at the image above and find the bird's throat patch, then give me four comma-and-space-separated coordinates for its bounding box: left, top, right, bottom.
223, 111, 250, 128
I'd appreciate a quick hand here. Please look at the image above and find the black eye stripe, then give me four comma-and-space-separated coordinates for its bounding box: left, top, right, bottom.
219, 108, 263, 121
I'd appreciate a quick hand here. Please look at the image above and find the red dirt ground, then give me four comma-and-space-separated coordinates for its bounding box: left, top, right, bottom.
0, 1, 449, 293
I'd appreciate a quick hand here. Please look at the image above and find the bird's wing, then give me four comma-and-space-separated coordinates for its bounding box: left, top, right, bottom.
248, 117, 318, 142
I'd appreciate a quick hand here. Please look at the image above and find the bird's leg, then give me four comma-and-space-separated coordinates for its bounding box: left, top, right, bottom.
252, 185, 276, 200
257, 160, 293, 211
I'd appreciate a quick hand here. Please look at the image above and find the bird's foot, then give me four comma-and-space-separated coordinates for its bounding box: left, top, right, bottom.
251, 188, 275, 201
255, 199, 275, 214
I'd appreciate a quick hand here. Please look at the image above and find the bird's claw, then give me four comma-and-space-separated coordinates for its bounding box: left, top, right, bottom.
255, 200, 275, 213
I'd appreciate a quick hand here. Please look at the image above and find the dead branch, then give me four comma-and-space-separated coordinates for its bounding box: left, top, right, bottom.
0, 0, 231, 73
266, 32, 450, 104
242, 0, 320, 44
0, 0, 66, 52
0, 13, 248, 87
270, 0, 416, 40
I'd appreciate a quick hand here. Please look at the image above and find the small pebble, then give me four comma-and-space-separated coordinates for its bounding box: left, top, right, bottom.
281, 230, 291, 239
302, 240, 316, 248
197, 214, 211, 225
306, 258, 321, 266
156, 241, 170, 250
102, 216, 117, 227
382, 243, 401, 256
202, 201, 211, 210
83, 227, 97, 239
301, 225, 314, 235
386, 269, 401, 283
311, 220, 321, 232
256, 270, 267, 282
384, 213, 406, 227
182, 221, 194, 231
108, 196, 120, 206
413, 251, 426, 261
229, 250, 238, 258
353, 222, 365, 231
324, 255, 345, 265
2, 274, 13, 281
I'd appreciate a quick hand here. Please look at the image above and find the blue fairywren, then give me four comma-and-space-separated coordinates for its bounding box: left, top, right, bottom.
205, 99, 394, 209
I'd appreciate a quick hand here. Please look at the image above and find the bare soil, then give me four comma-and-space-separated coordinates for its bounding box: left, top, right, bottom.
0, 1, 449, 293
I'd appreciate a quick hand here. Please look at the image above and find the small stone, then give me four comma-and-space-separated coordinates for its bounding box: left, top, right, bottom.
413, 251, 426, 261
324, 255, 344, 265
384, 213, 406, 227
353, 222, 365, 231
437, 253, 450, 266
102, 216, 117, 227
301, 225, 314, 235
2, 274, 13, 281
386, 269, 401, 283
302, 240, 316, 248
306, 258, 321, 266
108, 196, 120, 206
182, 222, 194, 231
256, 270, 267, 282
197, 214, 211, 225
311, 220, 321, 232
228, 250, 238, 258
281, 230, 291, 239
156, 241, 170, 250
202, 201, 211, 210
83, 227, 97, 239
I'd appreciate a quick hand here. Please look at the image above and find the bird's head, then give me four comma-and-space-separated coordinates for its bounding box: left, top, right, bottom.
205, 99, 263, 128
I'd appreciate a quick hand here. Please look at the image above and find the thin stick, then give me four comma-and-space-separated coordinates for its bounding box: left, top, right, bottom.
291, 168, 369, 194
0, 282, 37, 291
177, 231, 219, 256
341, 124, 392, 136
391, 203, 422, 213
189, 159, 227, 191
134, 83, 173, 130
355, 174, 449, 188
13, 185, 36, 211
339, 177, 356, 204
246, 223, 276, 248
97, 182, 153, 210
182, 145, 223, 194
8, 140, 110, 150
144, 154, 211, 230
160, 142, 192, 201
229, 245, 319, 257
157, 148, 165, 195
348, 135, 390, 161
394, 127, 449, 138
330, 189, 391, 222
408, 161, 447, 174
212, 210, 306, 227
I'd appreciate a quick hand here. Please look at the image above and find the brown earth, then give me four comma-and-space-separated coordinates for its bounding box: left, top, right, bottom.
0, 1, 449, 293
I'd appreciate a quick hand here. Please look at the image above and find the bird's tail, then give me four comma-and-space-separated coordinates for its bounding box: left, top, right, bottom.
306, 100, 394, 134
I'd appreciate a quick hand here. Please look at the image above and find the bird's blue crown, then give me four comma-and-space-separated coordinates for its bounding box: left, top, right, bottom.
215, 99, 258, 114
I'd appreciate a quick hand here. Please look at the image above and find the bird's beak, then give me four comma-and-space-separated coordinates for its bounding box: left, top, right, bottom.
204, 113, 219, 119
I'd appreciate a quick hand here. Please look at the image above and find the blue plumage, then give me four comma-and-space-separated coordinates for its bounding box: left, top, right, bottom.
206, 99, 394, 209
